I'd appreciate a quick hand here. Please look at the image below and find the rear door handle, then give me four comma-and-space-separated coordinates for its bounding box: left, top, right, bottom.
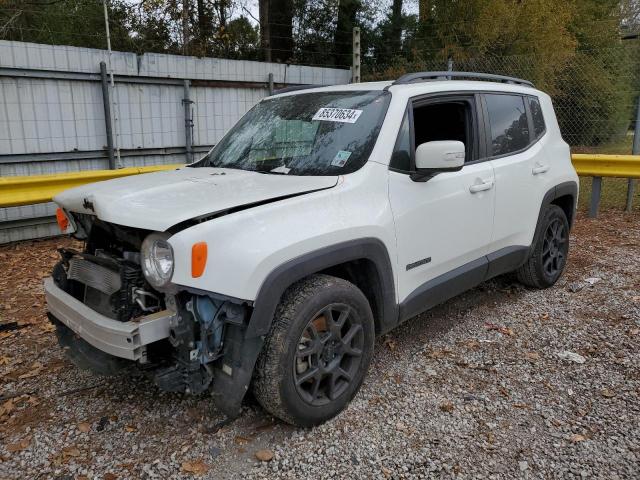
532, 164, 549, 175
469, 180, 494, 194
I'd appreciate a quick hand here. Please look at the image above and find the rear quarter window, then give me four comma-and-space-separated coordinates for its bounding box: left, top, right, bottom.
485, 94, 530, 156
528, 97, 546, 138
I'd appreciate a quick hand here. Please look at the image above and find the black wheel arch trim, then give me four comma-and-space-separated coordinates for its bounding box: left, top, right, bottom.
541, 181, 578, 227
529, 181, 577, 257
208, 238, 397, 417
246, 237, 398, 339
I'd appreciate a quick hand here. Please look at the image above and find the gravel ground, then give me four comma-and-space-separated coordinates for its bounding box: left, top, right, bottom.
0, 210, 638, 479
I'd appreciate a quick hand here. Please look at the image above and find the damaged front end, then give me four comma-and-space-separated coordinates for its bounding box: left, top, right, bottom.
46, 215, 258, 417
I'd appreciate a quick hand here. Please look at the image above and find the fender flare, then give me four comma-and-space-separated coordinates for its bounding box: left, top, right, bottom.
245, 237, 398, 339
538, 180, 578, 226
210, 238, 397, 417
529, 180, 578, 255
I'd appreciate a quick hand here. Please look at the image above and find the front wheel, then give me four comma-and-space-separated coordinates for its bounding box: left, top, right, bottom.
252, 274, 375, 427
517, 204, 570, 288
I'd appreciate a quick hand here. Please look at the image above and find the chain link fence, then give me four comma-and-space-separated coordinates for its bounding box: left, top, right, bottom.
363, 41, 640, 211
364, 40, 640, 156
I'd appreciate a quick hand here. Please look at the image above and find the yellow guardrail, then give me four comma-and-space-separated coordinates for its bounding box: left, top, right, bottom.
571, 154, 640, 179
0, 154, 638, 209
0, 164, 182, 208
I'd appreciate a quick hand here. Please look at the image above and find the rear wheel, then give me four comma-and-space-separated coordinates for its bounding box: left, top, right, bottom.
252, 274, 375, 427
517, 204, 570, 288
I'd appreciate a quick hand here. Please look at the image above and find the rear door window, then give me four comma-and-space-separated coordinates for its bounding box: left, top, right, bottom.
485, 94, 530, 156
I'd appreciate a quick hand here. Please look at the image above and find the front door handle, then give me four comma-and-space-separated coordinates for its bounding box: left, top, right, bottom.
532, 164, 549, 175
469, 180, 494, 194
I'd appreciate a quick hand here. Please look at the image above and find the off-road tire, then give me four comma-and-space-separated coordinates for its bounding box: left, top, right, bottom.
252, 274, 375, 427
517, 204, 570, 289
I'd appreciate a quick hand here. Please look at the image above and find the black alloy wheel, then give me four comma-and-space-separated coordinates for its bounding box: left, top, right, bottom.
253, 274, 375, 427
293, 304, 365, 406
542, 217, 567, 278
517, 204, 570, 288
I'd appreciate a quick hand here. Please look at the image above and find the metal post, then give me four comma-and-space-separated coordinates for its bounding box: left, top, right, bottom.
627, 97, 640, 212
103, 0, 121, 168
627, 178, 637, 213
183, 80, 193, 163
352, 27, 361, 84
99, 61, 116, 170
268, 72, 274, 95
589, 176, 602, 218
447, 57, 453, 80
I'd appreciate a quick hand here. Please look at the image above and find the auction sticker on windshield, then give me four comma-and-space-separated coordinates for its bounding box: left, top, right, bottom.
312, 108, 363, 123
331, 150, 352, 167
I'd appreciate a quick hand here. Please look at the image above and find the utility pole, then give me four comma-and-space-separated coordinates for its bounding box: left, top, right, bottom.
103, 0, 121, 168
352, 27, 361, 83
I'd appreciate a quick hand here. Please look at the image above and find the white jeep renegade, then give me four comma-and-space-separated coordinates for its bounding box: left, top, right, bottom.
46, 72, 578, 426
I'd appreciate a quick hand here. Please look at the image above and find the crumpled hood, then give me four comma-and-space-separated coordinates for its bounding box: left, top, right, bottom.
54, 167, 339, 231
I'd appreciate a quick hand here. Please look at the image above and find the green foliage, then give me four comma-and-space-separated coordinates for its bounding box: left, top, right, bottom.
553, 0, 640, 148
361, 0, 640, 150
0, 1, 259, 58
0, 0, 133, 51
216, 17, 260, 60
0, 0, 637, 150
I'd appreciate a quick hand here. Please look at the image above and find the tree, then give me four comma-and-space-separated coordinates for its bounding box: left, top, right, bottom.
390, 0, 403, 54
0, 0, 134, 51
554, 0, 637, 147
334, 0, 360, 66
259, 0, 271, 60
217, 16, 260, 60
418, 0, 429, 23
260, 0, 294, 62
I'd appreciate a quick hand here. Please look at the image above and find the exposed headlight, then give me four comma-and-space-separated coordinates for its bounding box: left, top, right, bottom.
141, 232, 174, 288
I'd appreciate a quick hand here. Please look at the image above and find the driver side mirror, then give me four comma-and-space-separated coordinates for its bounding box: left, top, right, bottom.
411, 140, 465, 182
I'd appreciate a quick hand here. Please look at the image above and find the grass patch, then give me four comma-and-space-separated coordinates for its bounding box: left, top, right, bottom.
577, 176, 639, 211
572, 135, 639, 211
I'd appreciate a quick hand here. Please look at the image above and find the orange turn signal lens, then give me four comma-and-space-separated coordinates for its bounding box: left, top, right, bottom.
191, 242, 208, 278
55, 208, 69, 232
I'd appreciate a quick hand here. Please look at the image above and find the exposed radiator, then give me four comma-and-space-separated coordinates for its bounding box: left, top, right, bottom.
67, 258, 122, 295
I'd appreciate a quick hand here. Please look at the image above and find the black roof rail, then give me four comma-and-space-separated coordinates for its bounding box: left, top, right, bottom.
273, 84, 326, 95
392, 71, 534, 87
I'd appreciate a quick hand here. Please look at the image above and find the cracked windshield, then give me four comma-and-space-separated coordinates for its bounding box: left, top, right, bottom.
195, 90, 391, 175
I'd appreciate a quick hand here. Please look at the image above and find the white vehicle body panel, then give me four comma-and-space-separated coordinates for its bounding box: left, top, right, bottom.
168, 161, 399, 302
54, 167, 339, 231
488, 92, 576, 251
389, 162, 496, 303
44, 75, 583, 423
52, 78, 578, 307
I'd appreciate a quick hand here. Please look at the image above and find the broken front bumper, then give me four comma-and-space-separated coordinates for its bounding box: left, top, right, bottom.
44, 277, 173, 361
